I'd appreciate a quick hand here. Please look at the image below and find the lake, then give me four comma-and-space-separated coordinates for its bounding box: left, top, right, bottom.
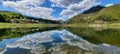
0, 27, 120, 54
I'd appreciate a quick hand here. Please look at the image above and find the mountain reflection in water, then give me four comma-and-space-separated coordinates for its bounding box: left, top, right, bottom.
0, 29, 120, 54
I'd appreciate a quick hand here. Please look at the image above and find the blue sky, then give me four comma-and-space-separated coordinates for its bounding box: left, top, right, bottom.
0, 0, 120, 20
97, 0, 120, 6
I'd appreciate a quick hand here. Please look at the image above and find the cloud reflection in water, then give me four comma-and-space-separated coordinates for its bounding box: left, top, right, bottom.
0, 30, 120, 54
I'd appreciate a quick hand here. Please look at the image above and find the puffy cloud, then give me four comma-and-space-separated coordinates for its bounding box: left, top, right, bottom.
50, 0, 83, 8
106, 3, 114, 7
1, 0, 101, 20
61, 0, 100, 18
2, 0, 56, 20
50, 0, 100, 19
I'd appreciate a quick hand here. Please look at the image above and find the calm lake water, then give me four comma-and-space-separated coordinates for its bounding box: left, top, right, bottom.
0, 27, 120, 54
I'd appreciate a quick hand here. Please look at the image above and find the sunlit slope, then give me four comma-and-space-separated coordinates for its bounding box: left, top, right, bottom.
0, 11, 60, 24
90, 4, 120, 23
66, 4, 120, 24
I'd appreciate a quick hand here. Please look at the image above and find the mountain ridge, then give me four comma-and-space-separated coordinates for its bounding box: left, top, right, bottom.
66, 4, 120, 24
0, 11, 60, 24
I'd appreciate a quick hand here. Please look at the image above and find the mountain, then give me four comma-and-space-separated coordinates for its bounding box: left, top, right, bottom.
0, 11, 60, 24
83, 5, 104, 14
89, 4, 120, 23
65, 5, 104, 24
66, 4, 120, 24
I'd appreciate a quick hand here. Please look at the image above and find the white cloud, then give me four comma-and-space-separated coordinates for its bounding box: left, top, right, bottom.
1, 0, 101, 20
50, 0, 100, 19
2, 0, 56, 20
106, 3, 114, 7
50, 0, 83, 8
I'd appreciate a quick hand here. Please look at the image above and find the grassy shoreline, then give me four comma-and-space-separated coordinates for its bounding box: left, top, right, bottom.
1, 23, 120, 29
62, 23, 120, 28
0, 23, 58, 29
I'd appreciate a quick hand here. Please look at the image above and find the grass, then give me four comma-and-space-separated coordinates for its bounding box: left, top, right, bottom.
62, 23, 120, 29
62, 23, 89, 27
89, 23, 120, 28
0, 23, 58, 29
89, 4, 120, 23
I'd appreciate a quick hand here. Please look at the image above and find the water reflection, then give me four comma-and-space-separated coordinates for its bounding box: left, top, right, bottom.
0, 27, 59, 41
65, 27, 120, 47
0, 29, 120, 54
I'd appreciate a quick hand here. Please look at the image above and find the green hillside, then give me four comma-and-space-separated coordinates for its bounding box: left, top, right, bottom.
66, 4, 120, 24
0, 11, 60, 24
90, 4, 120, 23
